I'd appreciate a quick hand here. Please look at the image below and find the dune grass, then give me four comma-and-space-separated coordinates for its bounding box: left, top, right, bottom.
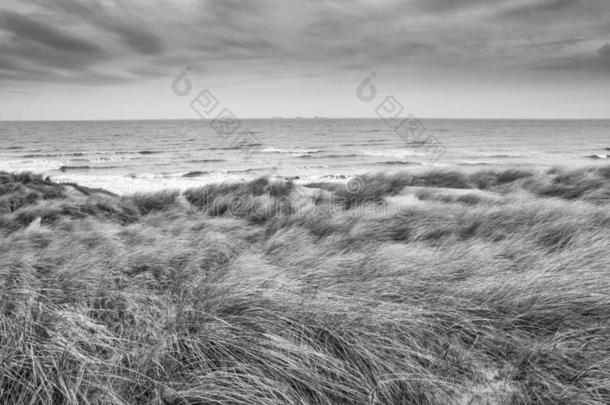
0, 166, 609, 404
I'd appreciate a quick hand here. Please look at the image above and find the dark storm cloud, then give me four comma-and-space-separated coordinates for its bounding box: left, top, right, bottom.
200, 0, 268, 22
0, 54, 19, 70
498, 0, 580, 18
0, 56, 130, 85
515, 37, 588, 51
0, 1, 167, 85
32, 0, 164, 55
409, 0, 578, 18
538, 56, 610, 73
127, 66, 169, 78
415, 0, 505, 13
532, 43, 610, 73
0, 40, 105, 70
0, 10, 102, 55
0, 9, 114, 84
0, 0, 609, 87
194, 35, 279, 60
379, 41, 438, 58
189, 0, 285, 60
108, 22, 164, 55
17, 70, 130, 85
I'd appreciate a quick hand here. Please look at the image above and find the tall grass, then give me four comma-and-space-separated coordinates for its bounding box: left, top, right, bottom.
0, 166, 609, 404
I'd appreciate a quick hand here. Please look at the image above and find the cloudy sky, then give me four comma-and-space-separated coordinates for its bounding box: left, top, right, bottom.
1, 0, 609, 120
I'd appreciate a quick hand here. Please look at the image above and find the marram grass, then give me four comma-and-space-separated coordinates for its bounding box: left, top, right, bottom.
0, 166, 609, 404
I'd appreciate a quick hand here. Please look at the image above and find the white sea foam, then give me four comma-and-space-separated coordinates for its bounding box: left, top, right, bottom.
0, 159, 64, 173
360, 150, 426, 158
2, 119, 609, 193
260, 147, 320, 155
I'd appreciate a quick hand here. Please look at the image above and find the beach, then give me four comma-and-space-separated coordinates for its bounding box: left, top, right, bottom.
3, 0, 610, 402
1, 119, 609, 404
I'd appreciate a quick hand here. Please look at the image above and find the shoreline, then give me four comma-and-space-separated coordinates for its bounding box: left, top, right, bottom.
39, 160, 610, 195
2, 163, 608, 223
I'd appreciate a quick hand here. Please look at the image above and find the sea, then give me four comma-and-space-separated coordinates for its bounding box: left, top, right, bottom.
0, 119, 608, 194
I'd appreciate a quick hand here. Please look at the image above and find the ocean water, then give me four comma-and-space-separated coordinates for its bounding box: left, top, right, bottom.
0, 119, 608, 194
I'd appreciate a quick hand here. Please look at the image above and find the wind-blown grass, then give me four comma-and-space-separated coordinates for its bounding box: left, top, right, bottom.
0, 166, 609, 404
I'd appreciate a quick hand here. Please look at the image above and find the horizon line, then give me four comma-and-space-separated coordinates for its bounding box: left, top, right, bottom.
1, 117, 609, 123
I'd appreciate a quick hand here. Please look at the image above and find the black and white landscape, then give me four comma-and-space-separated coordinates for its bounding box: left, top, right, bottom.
1, 1, 609, 404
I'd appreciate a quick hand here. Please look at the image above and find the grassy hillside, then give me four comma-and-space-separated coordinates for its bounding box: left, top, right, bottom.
0, 166, 609, 404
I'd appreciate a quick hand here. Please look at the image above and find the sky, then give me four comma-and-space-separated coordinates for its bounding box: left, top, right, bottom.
0, 0, 609, 120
